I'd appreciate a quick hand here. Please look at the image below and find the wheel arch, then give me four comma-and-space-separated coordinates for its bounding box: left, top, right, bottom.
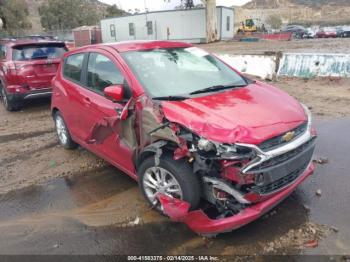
51, 107, 60, 118
136, 140, 178, 172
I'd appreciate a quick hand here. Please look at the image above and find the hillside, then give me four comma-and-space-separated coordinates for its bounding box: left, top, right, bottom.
243, 0, 350, 8
25, 0, 109, 33
236, 0, 350, 27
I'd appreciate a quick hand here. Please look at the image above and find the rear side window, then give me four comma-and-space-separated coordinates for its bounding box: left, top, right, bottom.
87, 53, 124, 93
12, 43, 67, 61
63, 53, 85, 83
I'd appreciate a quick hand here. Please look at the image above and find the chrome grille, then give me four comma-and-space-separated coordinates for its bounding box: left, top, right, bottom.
259, 122, 308, 151
250, 137, 315, 172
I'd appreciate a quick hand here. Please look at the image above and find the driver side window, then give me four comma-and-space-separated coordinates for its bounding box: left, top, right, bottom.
87, 53, 124, 94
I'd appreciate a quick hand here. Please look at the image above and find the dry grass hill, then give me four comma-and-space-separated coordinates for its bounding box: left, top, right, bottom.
236, 0, 350, 27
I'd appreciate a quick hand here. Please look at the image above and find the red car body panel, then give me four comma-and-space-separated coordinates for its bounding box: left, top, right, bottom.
161, 82, 307, 144
159, 163, 314, 235
51, 41, 316, 235
316, 31, 337, 38
9, 58, 61, 90
110, 40, 193, 53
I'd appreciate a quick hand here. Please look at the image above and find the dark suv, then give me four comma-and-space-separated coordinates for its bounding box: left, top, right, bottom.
281, 25, 308, 39
0, 39, 67, 111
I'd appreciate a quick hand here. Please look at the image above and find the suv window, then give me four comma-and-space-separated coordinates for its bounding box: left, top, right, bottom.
63, 53, 85, 83
12, 43, 67, 61
87, 53, 124, 94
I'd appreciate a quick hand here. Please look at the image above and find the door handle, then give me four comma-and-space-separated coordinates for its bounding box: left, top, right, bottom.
83, 97, 91, 106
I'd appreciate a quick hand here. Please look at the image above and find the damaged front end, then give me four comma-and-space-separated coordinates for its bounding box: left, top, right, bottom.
153, 104, 316, 235
87, 93, 316, 235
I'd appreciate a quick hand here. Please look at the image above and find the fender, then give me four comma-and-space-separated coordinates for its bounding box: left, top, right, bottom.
136, 140, 170, 168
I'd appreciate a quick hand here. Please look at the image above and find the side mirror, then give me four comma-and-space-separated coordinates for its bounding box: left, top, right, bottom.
104, 85, 124, 102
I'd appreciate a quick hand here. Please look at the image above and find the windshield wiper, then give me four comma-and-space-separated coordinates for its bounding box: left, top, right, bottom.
152, 95, 189, 101
189, 84, 247, 95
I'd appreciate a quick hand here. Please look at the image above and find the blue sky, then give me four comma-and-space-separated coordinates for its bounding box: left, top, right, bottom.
99, 0, 251, 12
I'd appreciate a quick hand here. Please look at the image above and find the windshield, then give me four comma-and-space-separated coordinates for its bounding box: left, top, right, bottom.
121, 47, 247, 97
12, 43, 67, 61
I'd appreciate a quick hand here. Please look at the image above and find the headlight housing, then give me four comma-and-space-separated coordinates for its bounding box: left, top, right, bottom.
196, 138, 254, 160
301, 103, 312, 129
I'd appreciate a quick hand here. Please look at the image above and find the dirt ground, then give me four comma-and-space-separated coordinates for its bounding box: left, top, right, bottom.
198, 38, 350, 55
0, 50, 350, 254
275, 77, 350, 118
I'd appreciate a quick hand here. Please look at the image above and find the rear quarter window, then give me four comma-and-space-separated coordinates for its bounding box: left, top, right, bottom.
63, 53, 85, 83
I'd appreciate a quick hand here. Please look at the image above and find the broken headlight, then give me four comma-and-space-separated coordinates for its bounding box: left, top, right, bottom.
216, 143, 254, 159
196, 138, 254, 160
197, 138, 216, 151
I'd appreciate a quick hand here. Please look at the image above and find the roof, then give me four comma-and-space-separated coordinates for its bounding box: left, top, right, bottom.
72, 40, 193, 53
73, 25, 100, 31
101, 6, 234, 22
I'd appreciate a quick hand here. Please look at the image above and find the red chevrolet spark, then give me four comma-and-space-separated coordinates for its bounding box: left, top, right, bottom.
51, 41, 316, 235
0, 39, 67, 111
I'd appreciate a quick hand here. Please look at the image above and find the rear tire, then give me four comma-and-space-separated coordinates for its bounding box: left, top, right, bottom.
138, 154, 201, 214
54, 111, 78, 149
1, 87, 22, 112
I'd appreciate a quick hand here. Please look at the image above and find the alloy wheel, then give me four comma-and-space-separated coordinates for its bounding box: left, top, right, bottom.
55, 115, 68, 145
142, 166, 183, 209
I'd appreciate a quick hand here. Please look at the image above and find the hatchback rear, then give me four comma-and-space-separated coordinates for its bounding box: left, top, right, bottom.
0, 40, 67, 111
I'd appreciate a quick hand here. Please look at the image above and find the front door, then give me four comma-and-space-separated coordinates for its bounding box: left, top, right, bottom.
77, 51, 135, 175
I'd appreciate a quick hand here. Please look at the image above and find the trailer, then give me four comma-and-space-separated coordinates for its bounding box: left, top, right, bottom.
101, 6, 234, 44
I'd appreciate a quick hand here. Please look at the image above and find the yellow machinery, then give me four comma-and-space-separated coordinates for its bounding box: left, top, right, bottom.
237, 19, 266, 34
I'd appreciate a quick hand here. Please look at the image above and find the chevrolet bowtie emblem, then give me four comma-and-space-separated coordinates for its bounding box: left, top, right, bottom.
282, 131, 295, 142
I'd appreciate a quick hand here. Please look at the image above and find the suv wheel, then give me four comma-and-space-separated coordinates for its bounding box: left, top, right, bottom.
54, 111, 78, 149
1, 87, 22, 112
138, 154, 201, 214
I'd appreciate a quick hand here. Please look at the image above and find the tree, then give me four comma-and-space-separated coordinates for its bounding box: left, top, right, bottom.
166, 0, 218, 43
203, 0, 218, 43
266, 14, 283, 30
0, 0, 31, 35
105, 4, 127, 18
39, 0, 101, 30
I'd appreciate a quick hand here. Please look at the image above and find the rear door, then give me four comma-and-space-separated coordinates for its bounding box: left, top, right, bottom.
12, 43, 67, 89
60, 52, 88, 139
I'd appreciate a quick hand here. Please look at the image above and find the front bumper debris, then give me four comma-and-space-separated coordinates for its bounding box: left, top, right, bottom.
159, 163, 315, 235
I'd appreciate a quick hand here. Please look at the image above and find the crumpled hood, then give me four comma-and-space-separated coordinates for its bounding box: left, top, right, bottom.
161, 82, 307, 145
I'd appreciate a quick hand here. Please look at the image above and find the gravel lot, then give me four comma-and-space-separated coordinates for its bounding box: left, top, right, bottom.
198, 38, 350, 55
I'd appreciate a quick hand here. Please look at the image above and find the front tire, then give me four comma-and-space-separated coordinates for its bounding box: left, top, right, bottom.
138, 154, 201, 214
54, 111, 78, 149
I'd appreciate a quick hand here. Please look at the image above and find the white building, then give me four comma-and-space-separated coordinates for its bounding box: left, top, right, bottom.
101, 7, 234, 44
